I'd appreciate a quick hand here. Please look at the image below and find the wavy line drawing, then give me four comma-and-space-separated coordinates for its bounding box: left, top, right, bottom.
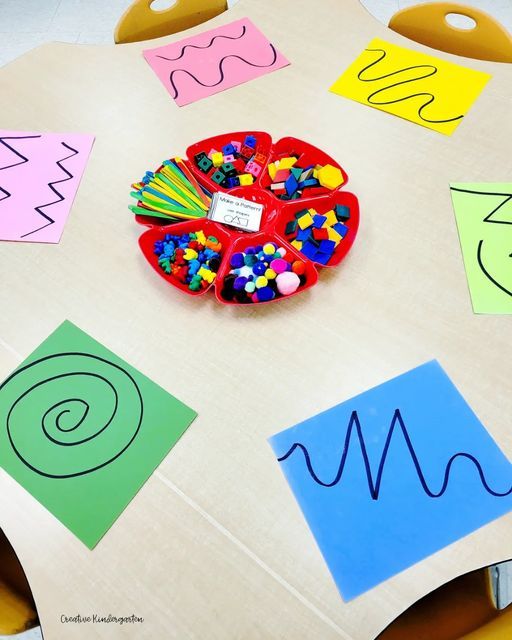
277, 408, 512, 500
357, 48, 464, 124
0, 135, 42, 206
144, 18, 289, 106
20, 141, 79, 239
450, 186, 512, 299
166, 45, 278, 101
156, 25, 247, 62
0, 351, 143, 479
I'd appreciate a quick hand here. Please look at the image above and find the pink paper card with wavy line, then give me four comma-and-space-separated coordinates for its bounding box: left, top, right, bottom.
0, 131, 94, 243
143, 17, 289, 106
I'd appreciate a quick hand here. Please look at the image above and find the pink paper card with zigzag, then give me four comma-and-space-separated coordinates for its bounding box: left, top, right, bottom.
143, 18, 289, 106
0, 131, 95, 243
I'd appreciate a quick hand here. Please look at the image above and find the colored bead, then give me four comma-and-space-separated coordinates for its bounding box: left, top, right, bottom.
211, 151, 224, 167
256, 286, 275, 302
234, 276, 248, 291
253, 262, 266, 276
292, 260, 306, 275
197, 156, 213, 173
270, 258, 288, 274
276, 271, 300, 295
238, 173, 254, 186
245, 160, 262, 177
244, 134, 257, 148
222, 143, 236, 156
230, 252, 244, 268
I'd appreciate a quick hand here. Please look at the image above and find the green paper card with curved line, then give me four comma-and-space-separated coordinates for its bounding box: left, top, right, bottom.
329, 38, 490, 135
0, 320, 197, 548
450, 183, 512, 314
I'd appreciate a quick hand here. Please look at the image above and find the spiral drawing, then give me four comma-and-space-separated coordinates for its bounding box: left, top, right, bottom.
0, 352, 143, 479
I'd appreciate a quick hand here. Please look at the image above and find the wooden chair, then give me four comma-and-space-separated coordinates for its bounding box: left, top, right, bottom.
0, 530, 38, 635
377, 564, 512, 640
115, 0, 228, 44
388, 2, 512, 63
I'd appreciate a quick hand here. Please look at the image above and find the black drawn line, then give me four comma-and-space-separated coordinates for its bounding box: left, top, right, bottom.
0, 135, 42, 206
156, 25, 247, 62
277, 409, 512, 500
357, 48, 464, 124
0, 135, 41, 170
477, 239, 512, 298
0, 352, 143, 479
450, 186, 512, 225
166, 44, 279, 100
21, 141, 79, 239
450, 186, 512, 298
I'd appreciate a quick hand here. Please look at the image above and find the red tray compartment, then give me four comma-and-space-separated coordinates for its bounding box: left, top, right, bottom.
260, 136, 349, 201
186, 130, 272, 194
274, 192, 360, 268
138, 218, 231, 297
215, 231, 318, 306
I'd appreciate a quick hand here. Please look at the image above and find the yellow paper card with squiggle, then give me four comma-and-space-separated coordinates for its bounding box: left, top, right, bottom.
329, 38, 490, 135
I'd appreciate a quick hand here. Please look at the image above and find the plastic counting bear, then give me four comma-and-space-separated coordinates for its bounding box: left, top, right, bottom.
135, 131, 360, 305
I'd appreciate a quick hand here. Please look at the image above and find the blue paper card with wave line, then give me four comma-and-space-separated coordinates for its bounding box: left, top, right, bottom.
269, 361, 512, 600
0, 320, 197, 548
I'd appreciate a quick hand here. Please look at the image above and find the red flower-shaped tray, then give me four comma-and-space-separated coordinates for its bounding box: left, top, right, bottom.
136, 131, 360, 305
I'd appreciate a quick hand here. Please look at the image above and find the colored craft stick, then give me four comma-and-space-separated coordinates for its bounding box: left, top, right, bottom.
174, 157, 210, 207
129, 156, 212, 222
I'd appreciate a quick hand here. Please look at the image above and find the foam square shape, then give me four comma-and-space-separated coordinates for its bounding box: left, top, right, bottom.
269, 361, 512, 601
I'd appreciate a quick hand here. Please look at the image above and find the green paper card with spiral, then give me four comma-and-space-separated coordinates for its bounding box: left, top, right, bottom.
0, 320, 197, 548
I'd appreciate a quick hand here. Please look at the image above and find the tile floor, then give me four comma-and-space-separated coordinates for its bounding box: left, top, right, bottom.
0, 1, 510, 68
0, 628, 42, 640
360, 0, 512, 30
0, 0, 240, 67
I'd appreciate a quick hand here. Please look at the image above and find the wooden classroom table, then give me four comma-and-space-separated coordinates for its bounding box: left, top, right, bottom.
0, 0, 511, 638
